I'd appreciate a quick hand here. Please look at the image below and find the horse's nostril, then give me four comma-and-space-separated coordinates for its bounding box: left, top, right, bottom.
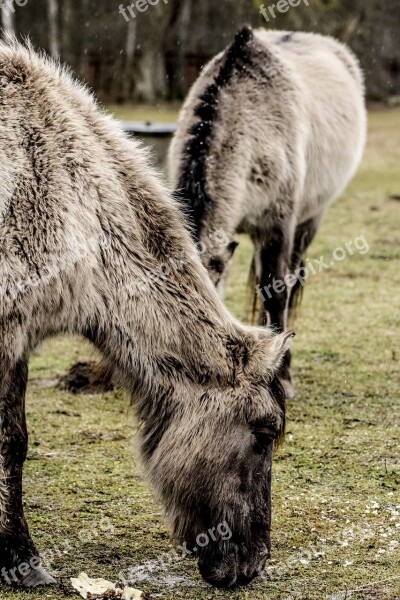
199, 558, 261, 588
199, 568, 238, 589
198, 556, 238, 589
202, 572, 238, 589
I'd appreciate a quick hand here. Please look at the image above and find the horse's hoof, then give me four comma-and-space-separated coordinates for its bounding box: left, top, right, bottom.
20, 566, 56, 588
282, 379, 295, 400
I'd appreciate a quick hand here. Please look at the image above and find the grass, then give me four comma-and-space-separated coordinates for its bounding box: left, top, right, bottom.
2, 108, 400, 600
106, 103, 180, 123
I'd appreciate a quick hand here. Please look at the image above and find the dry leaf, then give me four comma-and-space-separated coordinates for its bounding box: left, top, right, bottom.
71, 572, 117, 599
71, 572, 148, 600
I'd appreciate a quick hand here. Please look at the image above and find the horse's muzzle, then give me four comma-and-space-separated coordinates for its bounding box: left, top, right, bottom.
198, 547, 268, 588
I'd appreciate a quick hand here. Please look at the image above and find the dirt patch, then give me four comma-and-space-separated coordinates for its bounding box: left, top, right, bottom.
57, 361, 114, 395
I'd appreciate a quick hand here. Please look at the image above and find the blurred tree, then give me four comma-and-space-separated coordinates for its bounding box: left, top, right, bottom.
47, 0, 60, 57
165, 0, 193, 99
254, 0, 400, 99
4, 0, 400, 103
121, 18, 136, 101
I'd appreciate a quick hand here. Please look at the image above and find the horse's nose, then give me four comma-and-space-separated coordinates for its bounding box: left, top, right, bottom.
198, 554, 259, 588
198, 553, 238, 588
236, 570, 259, 586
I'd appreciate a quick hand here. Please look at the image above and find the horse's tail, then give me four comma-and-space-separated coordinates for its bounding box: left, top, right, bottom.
174, 25, 254, 240
247, 253, 259, 325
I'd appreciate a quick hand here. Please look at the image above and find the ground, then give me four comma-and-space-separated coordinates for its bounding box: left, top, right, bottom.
107, 103, 181, 123
1, 108, 399, 600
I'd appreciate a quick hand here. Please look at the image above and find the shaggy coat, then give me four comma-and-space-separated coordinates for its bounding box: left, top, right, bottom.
169, 27, 366, 388
0, 38, 292, 589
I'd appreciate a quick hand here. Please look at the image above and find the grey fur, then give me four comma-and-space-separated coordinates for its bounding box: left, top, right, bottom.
0, 37, 293, 588
169, 28, 367, 392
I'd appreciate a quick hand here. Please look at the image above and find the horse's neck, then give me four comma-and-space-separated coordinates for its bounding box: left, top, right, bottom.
201, 189, 243, 243
87, 236, 236, 397
70, 143, 240, 396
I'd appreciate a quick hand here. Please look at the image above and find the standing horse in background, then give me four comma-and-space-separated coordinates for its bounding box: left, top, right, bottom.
169, 26, 366, 394
0, 38, 294, 589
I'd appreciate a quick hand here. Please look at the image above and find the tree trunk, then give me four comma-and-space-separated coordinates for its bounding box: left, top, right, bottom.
173, 0, 193, 98
136, 47, 165, 103
47, 0, 60, 58
61, 0, 72, 60
122, 19, 137, 102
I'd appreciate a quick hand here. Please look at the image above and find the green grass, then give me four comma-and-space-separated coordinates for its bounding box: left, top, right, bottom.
106, 103, 180, 123
2, 108, 400, 600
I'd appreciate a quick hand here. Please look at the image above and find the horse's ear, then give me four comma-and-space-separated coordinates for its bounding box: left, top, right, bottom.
227, 240, 239, 257
246, 330, 295, 376
263, 331, 295, 373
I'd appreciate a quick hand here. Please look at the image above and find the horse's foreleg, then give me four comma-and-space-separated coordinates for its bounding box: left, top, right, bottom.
256, 225, 294, 391
257, 226, 292, 331
0, 355, 55, 587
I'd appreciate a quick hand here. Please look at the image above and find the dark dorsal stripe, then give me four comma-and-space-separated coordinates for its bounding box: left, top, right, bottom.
174, 25, 254, 241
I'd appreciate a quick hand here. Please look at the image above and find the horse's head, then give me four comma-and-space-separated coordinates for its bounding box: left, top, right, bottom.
140, 329, 293, 588
202, 239, 239, 298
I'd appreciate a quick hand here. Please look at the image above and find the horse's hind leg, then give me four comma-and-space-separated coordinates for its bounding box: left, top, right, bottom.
0, 354, 55, 587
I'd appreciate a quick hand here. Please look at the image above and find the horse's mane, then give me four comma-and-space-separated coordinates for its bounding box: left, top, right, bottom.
174, 25, 254, 241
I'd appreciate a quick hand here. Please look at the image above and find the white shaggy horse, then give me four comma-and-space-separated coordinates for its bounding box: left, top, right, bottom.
169, 26, 367, 391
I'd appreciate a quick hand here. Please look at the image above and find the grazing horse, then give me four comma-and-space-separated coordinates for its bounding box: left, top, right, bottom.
0, 39, 294, 589
169, 26, 366, 392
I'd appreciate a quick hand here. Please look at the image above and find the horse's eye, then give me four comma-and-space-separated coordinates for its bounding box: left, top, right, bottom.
252, 428, 275, 452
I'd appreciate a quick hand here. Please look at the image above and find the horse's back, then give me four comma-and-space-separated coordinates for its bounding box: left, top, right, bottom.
256, 30, 364, 90
253, 30, 367, 221
169, 28, 367, 231
0, 39, 137, 331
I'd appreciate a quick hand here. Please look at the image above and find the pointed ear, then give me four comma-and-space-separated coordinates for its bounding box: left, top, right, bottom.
246, 330, 295, 377
264, 330, 295, 373
226, 240, 239, 259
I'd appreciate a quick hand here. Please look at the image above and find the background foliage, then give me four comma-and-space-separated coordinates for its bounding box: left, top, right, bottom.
2, 0, 400, 103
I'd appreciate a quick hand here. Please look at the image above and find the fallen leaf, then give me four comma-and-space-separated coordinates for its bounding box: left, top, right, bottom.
71, 572, 148, 600
71, 572, 117, 599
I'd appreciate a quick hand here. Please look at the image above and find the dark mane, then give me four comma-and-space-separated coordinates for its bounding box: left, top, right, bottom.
174, 25, 254, 241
